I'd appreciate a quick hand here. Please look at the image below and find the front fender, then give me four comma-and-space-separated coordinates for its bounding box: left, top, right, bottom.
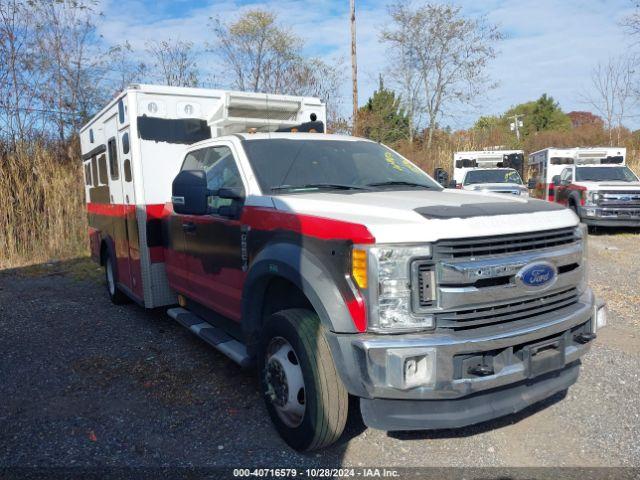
242, 241, 359, 348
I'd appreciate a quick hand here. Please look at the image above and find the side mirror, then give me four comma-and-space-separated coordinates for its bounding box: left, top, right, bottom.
448, 180, 458, 189
527, 178, 537, 189
172, 170, 210, 215
552, 175, 561, 186
433, 168, 449, 187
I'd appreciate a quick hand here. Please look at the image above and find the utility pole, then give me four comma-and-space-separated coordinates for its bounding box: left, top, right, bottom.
509, 114, 524, 141
350, 0, 358, 134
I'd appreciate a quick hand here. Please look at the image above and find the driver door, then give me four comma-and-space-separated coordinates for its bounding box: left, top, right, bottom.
555, 168, 573, 206
181, 143, 247, 322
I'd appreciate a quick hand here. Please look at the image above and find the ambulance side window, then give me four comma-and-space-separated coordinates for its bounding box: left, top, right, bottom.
118, 99, 125, 124
124, 159, 132, 182
108, 138, 119, 180
122, 132, 130, 154
84, 162, 92, 186
98, 154, 108, 185
91, 156, 99, 185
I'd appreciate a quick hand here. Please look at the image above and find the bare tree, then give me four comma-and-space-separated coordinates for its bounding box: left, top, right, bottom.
380, 2, 502, 149
383, 19, 423, 143
583, 55, 637, 146
146, 39, 199, 87
211, 10, 299, 93
621, 3, 640, 40
31, 0, 108, 141
211, 9, 344, 126
106, 41, 148, 92
0, 0, 42, 142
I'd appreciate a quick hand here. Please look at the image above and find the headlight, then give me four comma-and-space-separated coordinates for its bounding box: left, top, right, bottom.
585, 191, 599, 205
352, 244, 434, 333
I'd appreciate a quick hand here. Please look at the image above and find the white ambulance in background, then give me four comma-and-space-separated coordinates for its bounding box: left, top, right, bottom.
452, 150, 527, 196
527, 147, 626, 203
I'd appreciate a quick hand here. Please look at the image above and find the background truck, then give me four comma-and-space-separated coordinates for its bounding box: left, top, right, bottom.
81, 85, 606, 451
552, 162, 640, 227
452, 150, 525, 194
527, 146, 627, 204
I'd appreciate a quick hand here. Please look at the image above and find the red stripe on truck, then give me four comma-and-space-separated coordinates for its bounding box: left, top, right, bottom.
86, 202, 169, 263
241, 206, 376, 244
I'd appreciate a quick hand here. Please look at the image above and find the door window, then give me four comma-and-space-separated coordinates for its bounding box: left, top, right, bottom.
560, 168, 572, 184
182, 145, 244, 210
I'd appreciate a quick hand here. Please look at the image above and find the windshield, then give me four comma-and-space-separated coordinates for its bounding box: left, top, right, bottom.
463, 169, 523, 185
575, 166, 638, 182
242, 139, 441, 193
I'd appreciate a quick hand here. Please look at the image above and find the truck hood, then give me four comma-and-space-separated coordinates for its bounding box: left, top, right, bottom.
574, 181, 640, 191
265, 189, 578, 243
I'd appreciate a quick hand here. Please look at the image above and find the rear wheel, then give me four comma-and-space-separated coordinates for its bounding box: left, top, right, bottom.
104, 250, 128, 305
259, 309, 348, 451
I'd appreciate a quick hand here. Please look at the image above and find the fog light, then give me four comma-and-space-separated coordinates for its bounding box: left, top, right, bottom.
386, 348, 435, 389
595, 302, 607, 331
584, 208, 597, 217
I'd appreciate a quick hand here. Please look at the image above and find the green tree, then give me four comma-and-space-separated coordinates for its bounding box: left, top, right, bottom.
473, 115, 502, 130
504, 94, 571, 138
531, 94, 571, 132
358, 77, 410, 144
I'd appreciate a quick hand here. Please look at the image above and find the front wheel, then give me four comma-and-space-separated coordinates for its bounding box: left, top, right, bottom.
259, 309, 348, 451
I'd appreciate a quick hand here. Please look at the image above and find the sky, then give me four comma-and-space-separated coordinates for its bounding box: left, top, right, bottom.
95, 0, 638, 129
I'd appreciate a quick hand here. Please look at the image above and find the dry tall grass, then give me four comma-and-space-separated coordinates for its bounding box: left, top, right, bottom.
0, 141, 87, 269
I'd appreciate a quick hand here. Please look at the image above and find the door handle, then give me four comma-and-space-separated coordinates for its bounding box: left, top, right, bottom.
182, 222, 197, 233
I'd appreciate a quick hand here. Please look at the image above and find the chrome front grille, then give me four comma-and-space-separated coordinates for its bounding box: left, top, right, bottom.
434, 227, 577, 259
410, 227, 585, 332
599, 191, 640, 207
436, 287, 579, 330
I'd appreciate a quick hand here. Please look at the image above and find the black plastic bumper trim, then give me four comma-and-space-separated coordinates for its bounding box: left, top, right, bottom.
360, 362, 580, 431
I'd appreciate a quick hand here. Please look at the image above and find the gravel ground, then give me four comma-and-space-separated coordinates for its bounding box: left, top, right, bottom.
0, 230, 639, 470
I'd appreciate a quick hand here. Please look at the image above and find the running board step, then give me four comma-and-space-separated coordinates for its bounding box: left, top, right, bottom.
167, 307, 252, 368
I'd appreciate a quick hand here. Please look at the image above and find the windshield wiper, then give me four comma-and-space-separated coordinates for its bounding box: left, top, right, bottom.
366, 180, 435, 189
271, 183, 372, 192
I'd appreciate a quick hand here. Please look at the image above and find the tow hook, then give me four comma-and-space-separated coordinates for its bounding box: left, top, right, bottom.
574, 332, 596, 344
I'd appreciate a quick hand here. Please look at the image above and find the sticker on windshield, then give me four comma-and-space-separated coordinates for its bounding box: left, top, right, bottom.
384, 151, 404, 172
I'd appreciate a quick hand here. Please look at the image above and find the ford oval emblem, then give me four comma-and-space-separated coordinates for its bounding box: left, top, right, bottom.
516, 262, 557, 290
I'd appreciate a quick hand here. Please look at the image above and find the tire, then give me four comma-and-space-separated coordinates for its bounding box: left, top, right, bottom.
259, 309, 348, 451
104, 250, 128, 305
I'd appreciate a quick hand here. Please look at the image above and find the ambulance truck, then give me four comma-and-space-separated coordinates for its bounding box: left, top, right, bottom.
80, 85, 605, 451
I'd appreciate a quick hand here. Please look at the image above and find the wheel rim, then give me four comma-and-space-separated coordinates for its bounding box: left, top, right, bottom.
264, 337, 306, 428
106, 258, 115, 296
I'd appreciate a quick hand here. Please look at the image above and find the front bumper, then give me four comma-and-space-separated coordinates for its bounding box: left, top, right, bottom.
327, 289, 601, 429
579, 206, 640, 227
360, 362, 579, 431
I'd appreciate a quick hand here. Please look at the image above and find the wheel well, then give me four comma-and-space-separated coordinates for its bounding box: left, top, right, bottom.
261, 277, 313, 321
